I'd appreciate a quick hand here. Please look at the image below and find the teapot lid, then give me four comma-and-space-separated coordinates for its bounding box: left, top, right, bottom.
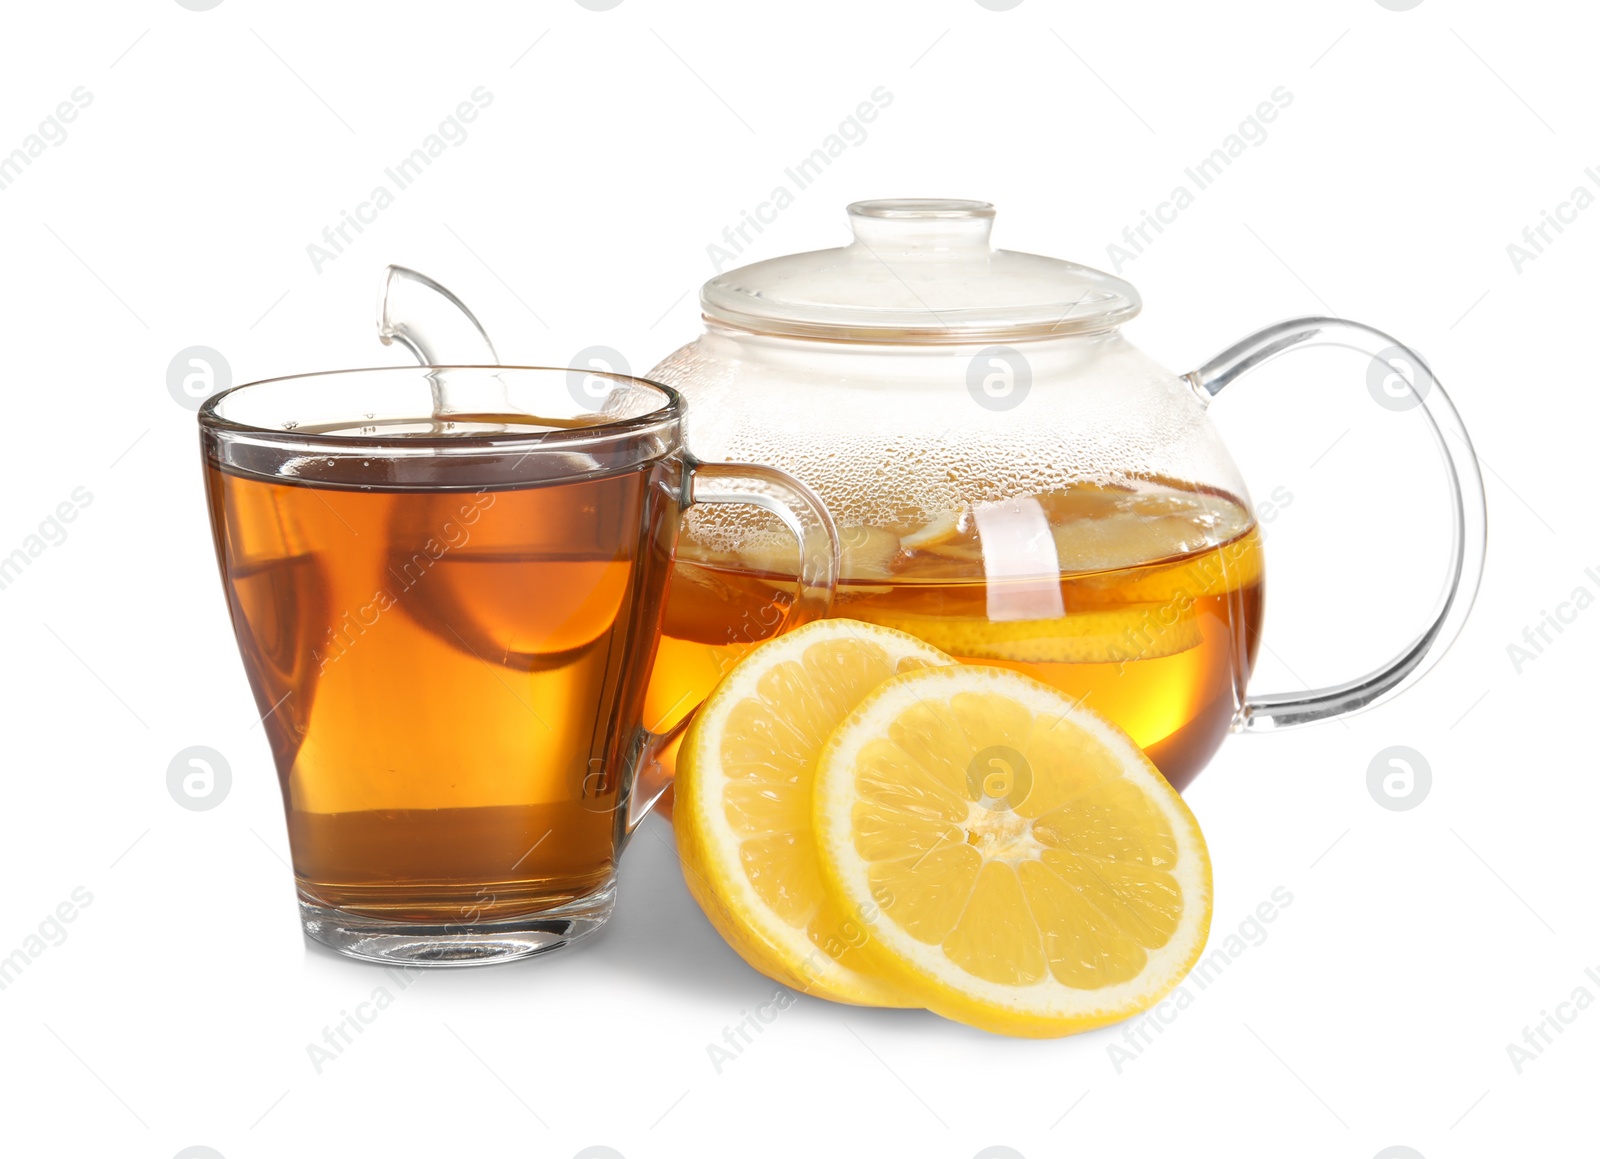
701, 199, 1141, 344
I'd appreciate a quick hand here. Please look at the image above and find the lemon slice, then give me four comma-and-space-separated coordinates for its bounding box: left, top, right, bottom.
895, 509, 963, 549
864, 606, 1201, 664
812, 665, 1212, 1037
675, 619, 953, 1005
736, 526, 902, 582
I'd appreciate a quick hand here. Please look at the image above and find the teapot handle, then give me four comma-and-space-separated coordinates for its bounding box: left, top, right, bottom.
1187, 317, 1487, 731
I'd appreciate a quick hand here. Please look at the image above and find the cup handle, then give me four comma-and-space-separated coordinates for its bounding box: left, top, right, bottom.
624, 459, 840, 834
1187, 316, 1487, 731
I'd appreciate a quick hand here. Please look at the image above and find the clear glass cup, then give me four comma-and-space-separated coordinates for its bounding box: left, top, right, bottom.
199, 366, 838, 966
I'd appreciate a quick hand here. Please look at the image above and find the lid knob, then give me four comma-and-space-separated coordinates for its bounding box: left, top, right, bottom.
846, 199, 995, 252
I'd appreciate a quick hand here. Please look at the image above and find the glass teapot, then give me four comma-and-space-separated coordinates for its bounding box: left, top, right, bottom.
640, 199, 1486, 790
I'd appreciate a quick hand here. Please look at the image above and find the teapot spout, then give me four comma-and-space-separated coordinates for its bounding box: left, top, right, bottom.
378, 264, 499, 367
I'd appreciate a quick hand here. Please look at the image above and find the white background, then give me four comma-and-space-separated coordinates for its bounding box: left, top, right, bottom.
0, 1, 1594, 1156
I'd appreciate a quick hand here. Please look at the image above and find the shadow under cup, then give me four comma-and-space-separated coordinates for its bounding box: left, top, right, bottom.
200, 366, 694, 966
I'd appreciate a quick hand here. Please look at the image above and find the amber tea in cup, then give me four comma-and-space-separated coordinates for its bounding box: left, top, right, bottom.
201, 367, 836, 965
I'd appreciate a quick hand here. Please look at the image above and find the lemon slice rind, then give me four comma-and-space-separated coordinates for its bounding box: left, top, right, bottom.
865, 606, 1202, 664
675, 618, 955, 1006
812, 664, 1212, 1037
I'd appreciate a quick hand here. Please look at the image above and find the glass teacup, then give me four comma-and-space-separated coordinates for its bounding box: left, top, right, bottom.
201, 366, 837, 965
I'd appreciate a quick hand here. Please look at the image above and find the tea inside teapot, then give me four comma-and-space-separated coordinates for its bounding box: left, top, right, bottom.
649, 477, 1261, 791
